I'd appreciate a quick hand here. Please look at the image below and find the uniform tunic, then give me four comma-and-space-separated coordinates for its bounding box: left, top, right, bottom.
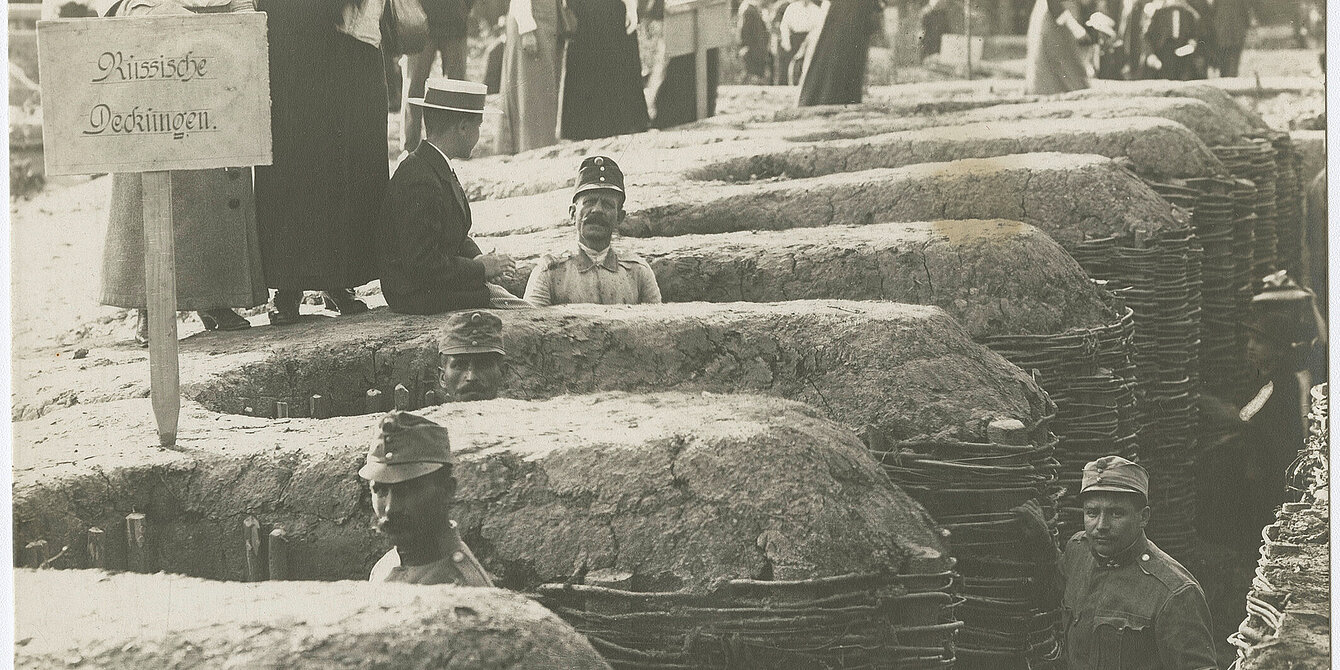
1061, 532, 1217, 670
369, 521, 494, 586
524, 246, 661, 306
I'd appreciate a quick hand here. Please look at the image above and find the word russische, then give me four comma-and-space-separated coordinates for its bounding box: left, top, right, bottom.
92, 51, 209, 83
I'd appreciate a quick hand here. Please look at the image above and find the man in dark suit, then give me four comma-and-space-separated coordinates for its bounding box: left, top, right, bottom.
380, 79, 517, 315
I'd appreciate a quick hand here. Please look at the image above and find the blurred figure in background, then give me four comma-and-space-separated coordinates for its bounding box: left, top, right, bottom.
736, 0, 770, 83
404, 0, 473, 153
777, 0, 820, 84
496, 0, 568, 153
1208, 0, 1250, 76
796, 0, 883, 105
558, 0, 649, 140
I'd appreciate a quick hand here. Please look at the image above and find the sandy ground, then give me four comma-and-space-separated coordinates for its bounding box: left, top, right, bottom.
8, 47, 1322, 366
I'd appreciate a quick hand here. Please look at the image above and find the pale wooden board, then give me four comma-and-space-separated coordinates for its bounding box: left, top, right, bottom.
38, 13, 272, 176
664, 0, 733, 58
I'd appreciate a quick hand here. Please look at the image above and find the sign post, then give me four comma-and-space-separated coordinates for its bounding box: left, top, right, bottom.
663, 0, 732, 121
38, 13, 271, 446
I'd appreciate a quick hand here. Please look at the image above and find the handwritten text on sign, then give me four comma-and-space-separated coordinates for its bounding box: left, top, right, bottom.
37, 13, 271, 175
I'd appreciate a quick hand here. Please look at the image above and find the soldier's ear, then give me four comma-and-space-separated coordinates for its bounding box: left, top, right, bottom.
569, 203, 577, 220
1139, 505, 1151, 528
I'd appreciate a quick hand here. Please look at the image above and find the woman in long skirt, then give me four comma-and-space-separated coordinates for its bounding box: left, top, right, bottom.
558, 0, 648, 140
796, 0, 881, 106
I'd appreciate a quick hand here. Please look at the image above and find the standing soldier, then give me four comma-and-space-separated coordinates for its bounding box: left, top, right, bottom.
1061, 456, 1218, 669
362, 411, 494, 586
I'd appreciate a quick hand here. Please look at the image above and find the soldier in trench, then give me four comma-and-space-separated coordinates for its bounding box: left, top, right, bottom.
523, 156, 662, 306
362, 410, 494, 586
436, 310, 506, 403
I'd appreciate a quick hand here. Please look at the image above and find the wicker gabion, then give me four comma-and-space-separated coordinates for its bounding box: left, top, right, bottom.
538, 569, 963, 669
869, 416, 1065, 668
1071, 230, 1205, 560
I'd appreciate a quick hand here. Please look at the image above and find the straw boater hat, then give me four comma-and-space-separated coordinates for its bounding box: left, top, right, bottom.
409, 78, 501, 115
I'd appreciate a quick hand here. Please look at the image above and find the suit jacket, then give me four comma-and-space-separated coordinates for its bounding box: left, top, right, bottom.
379, 142, 491, 314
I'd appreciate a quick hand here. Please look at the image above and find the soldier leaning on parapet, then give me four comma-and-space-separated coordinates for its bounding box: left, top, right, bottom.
362, 411, 494, 586
1058, 456, 1218, 670
523, 156, 662, 306
436, 311, 506, 403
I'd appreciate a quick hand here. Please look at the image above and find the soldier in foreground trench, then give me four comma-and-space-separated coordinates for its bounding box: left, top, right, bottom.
362, 411, 494, 586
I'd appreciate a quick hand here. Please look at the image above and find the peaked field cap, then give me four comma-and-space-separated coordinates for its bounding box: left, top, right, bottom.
409, 78, 501, 114
359, 411, 453, 484
573, 155, 626, 201
439, 310, 506, 356
1079, 455, 1149, 499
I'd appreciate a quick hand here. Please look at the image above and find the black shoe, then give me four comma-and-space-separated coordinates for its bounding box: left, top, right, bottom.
322, 288, 369, 315
268, 290, 301, 326
133, 309, 149, 348
199, 308, 252, 331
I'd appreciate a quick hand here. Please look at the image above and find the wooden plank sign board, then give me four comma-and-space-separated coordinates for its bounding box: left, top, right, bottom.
37, 12, 271, 176
663, 0, 733, 58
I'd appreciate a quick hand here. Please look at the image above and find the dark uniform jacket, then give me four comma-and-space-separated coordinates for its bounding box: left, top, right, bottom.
369, 521, 493, 586
1061, 532, 1217, 670
379, 141, 492, 315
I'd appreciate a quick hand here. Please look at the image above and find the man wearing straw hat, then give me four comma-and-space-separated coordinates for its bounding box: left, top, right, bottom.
1059, 455, 1217, 670
379, 78, 523, 314
363, 410, 494, 586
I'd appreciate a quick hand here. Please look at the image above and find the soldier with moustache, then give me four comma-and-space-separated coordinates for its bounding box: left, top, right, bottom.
523, 156, 661, 306
362, 410, 493, 586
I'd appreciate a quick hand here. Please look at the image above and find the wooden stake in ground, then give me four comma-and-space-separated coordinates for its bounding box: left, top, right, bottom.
126, 512, 150, 573
142, 171, 180, 446
87, 527, 106, 569
394, 384, 411, 411
243, 516, 265, 581
267, 528, 289, 580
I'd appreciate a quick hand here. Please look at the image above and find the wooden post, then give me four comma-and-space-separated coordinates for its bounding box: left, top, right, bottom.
125, 512, 150, 573
310, 394, 330, 419
366, 389, 385, 414
964, 0, 973, 80
22, 540, 49, 569
143, 171, 180, 447
87, 527, 106, 569
423, 390, 440, 407
243, 515, 265, 581
692, 6, 709, 122
267, 528, 289, 580
274, 401, 289, 419
394, 384, 411, 411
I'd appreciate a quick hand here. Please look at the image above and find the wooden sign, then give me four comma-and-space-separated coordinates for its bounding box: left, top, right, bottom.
663, 0, 732, 59
37, 13, 271, 176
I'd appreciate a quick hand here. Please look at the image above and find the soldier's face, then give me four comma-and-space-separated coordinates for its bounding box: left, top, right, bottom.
371, 471, 452, 549
571, 191, 625, 251
439, 353, 503, 402
1082, 492, 1150, 556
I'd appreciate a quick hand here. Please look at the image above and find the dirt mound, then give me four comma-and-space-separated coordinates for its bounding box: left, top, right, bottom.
686, 117, 1221, 182
15, 569, 610, 670
16, 302, 1050, 436
566, 153, 1185, 248
490, 220, 1116, 339
14, 392, 950, 590
1067, 80, 1270, 132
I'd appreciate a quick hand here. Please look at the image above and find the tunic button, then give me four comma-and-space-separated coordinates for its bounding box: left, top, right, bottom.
452, 551, 465, 563
228, 198, 241, 209
1141, 554, 1150, 561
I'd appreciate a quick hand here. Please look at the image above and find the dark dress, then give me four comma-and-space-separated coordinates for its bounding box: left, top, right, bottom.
796, 0, 881, 106
651, 49, 719, 128
253, 0, 388, 291
560, 0, 650, 140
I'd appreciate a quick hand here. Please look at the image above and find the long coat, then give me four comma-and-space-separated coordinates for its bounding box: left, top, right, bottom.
796, 0, 881, 106
99, 0, 267, 311
496, 0, 567, 154
1024, 0, 1090, 94
378, 143, 492, 314
558, 0, 649, 140
253, 0, 387, 290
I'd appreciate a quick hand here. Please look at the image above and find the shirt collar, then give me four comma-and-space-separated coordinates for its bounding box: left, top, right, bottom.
1090, 533, 1148, 568
577, 243, 619, 272
424, 140, 453, 169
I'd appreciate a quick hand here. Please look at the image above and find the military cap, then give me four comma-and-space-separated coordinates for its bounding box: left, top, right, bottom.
359, 411, 452, 484
1246, 270, 1317, 345
573, 155, 625, 202
1079, 455, 1149, 499
439, 311, 505, 357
